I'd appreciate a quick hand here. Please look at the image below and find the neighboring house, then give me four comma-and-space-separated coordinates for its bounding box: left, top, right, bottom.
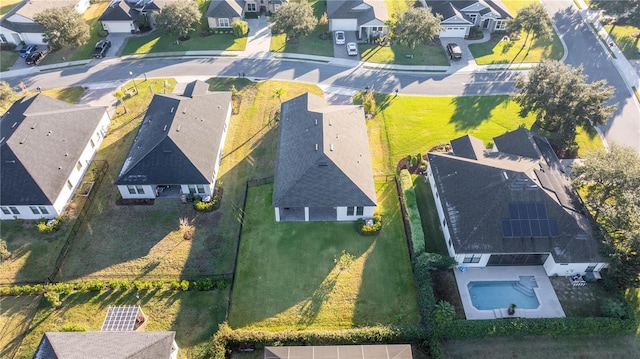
0, 95, 109, 220
424, 0, 512, 38
327, 0, 389, 42
0, 0, 91, 45
426, 128, 607, 277
206, 0, 243, 28
33, 332, 179, 359
265, 345, 412, 359
244, 0, 286, 14
115, 80, 231, 200
98, 0, 179, 33
272, 93, 377, 222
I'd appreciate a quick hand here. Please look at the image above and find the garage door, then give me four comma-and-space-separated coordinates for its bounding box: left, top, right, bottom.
330, 19, 357, 32
102, 21, 134, 33
439, 27, 467, 38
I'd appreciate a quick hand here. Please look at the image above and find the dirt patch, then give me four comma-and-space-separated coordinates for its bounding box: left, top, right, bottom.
431, 269, 465, 319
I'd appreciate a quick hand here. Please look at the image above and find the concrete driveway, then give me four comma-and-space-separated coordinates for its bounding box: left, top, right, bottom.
9, 44, 48, 71
333, 31, 360, 60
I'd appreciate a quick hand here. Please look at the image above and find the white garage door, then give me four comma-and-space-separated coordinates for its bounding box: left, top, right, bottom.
330, 19, 358, 32
102, 21, 134, 33
439, 27, 467, 38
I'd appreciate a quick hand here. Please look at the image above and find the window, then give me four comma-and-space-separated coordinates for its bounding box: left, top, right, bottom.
9, 207, 20, 214
448, 240, 452, 248
67, 180, 73, 190
135, 185, 145, 194
188, 185, 197, 194
89, 138, 95, 148
442, 218, 446, 227
76, 161, 82, 171
356, 207, 364, 216
274, 4, 280, 11
468, 14, 477, 24
1, 207, 10, 215
0, 34, 7, 44
127, 185, 137, 194
495, 20, 507, 30
30, 206, 40, 214
39, 206, 49, 215
347, 207, 354, 216
196, 184, 205, 194
127, 185, 144, 194
463, 254, 482, 263
247, 3, 256, 11
219, 18, 230, 27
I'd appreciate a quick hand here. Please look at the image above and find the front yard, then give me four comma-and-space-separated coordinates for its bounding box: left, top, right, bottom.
359, 42, 450, 66
604, 24, 640, 60
122, 33, 247, 55
468, 33, 564, 65
228, 183, 419, 330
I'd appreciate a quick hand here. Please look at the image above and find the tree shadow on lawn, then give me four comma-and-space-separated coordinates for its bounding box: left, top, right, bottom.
449, 96, 511, 132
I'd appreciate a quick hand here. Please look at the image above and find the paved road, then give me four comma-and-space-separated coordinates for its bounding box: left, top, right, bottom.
544, 0, 640, 151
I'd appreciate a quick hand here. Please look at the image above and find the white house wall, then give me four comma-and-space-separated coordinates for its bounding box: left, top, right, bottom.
335, 206, 374, 221
543, 255, 608, 276
330, 19, 358, 31
426, 164, 455, 257
101, 21, 136, 33
454, 253, 490, 267
117, 184, 156, 199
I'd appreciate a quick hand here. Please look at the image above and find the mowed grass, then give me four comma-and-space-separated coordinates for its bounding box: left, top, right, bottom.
13, 289, 229, 359
122, 33, 247, 54
360, 43, 450, 66
0, 296, 42, 359
0, 0, 21, 17
442, 335, 640, 359
1, 50, 19, 72
41, 86, 84, 103
40, 2, 109, 65
413, 177, 447, 255
604, 24, 640, 60
228, 183, 419, 330
270, 0, 334, 57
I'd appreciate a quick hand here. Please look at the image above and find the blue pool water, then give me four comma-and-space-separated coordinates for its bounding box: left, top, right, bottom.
467, 276, 540, 310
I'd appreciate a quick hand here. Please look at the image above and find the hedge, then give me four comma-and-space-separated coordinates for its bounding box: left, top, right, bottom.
398, 170, 425, 255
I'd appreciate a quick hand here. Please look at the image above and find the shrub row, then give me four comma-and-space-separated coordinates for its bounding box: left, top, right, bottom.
36, 218, 62, 233
398, 170, 425, 255
194, 194, 220, 212
211, 323, 429, 359
0, 278, 228, 296
355, 214, 382, 236
441, 316, 637, 339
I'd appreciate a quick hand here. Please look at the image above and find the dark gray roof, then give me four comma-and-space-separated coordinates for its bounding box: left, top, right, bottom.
264, 345, 413, 359
99, 1, 136, 22
0, 0, 85, 33
424, 0, 511, 21
1, 95, 107, 206
427, 129, 601, 263
451, 134, 485, 160
327, 0, 388, 24
206, 0, 242, 19
115, 80, 231, 186
273, 93, 376, 208
33, 331, 176, 359
493, 128, 542, 159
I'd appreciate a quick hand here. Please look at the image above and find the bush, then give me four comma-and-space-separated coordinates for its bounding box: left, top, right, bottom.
180, 280, 190, 291
194, 278, 214, 291
399, 170, 426, 255
414, 253, 457, 271
232, 20, 249, 37
216, 280, 227, 290
601, 298, 628, 319
356, 214, 382, 236
170, 280, 182, 290
0, 239, 11, 260
194, 194, 220, 212
44, 291, 62, 307
36, 218, 61, 233
60, 324, 86, 332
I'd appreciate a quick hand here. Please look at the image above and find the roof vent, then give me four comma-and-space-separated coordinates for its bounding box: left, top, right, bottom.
330, 144, 334, 151
47, 130, 52, 136
170, 107, 174, 113
315, 143, 318, 151
65, 153, 68, 157
315, 119, 318, 125
329, 119, 332, 126
163, 149, 172, 153
176, 125, 181, 132
502, 171, 508, 181
0, 137, 5, 144
12, 122, 17, 128
58, 166, 62, 170
19, 136, 27, 144
31, 123, 38, 129
319, 162, 328, 167
336, 133, 339, 138
163, 125, 167, 132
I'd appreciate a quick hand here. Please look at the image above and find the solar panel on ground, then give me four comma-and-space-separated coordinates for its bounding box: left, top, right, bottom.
101, 306, 141, 331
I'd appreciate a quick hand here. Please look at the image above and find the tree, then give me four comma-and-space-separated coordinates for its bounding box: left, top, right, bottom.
590, 0, 640, 26
0, 81, 18, 115
271, 1, 317, 42
318, 11, 329, 35
391, 7, 442, 49
232, 20, 248, 37
156, 1, 201, 38
513, 60, 615, 149
572, 145, 640, 289
506, 3, 553, 48
113, 89, 127, 114
273, 88, 285, 103
34, 6, 89, 50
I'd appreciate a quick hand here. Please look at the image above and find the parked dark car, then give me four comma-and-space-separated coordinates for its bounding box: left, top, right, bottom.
93, 40, 111, 58
446, 43, 462, 60
25, 50, 47, 65
19, 44, 37, 58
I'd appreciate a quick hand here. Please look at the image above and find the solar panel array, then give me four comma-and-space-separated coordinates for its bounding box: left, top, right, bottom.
101, 306, 140, 331
502, 202, 559, 238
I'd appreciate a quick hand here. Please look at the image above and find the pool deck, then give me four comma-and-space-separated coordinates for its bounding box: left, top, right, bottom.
454, 266, 566, 320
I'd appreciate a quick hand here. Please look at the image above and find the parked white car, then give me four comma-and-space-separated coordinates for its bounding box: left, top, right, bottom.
347, 42, 358, 56
334, 31, 345, 45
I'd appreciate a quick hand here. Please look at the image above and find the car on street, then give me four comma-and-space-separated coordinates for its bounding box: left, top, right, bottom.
446, 43, 462, 60
347, 42, 358, 56
25, 50, 47, 65
334, 31, 345, 45
93, 40, 111, 58
19, 44, 37, 58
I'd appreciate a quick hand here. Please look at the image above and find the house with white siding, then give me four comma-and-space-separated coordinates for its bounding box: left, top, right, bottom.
424, 0, 512, 38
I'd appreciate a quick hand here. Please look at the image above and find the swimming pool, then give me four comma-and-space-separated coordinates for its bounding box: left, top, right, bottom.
467, 276, 540, 310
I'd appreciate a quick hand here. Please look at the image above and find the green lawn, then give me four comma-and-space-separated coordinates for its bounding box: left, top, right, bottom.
442, 335, 640, 358
360, 43, 450, 66
228, 183, 419, 330
1, 50, 19, 72
40, 2, 109, 65
270, 0, 334, 57
122, 33, 247, 54
41, 86, 84, 103
384, 0, 414, 17
12, 289, 229, 359
604, 24, 640, 60
413, 176, 447, 255
0, 0, 20, 17
0, 296, 42, 359
469, 33, 564, 65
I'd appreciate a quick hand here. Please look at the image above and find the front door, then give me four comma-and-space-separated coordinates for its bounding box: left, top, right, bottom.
482, 19, 490, 29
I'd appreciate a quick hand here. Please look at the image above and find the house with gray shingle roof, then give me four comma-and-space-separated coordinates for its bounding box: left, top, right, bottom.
97, 0, 179, 34
206, 0, 285, 27
273, 93, 376, 222
0, 0, 90, 45
424, 0, 511, 38
327, 0, 389, 42
115, 80, 231, 200
426, 128, 607, 277
33, 331, 179, 359
0, 94, 110, 220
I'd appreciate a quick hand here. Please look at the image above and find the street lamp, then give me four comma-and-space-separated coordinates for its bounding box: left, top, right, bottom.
129, 71, 138, 93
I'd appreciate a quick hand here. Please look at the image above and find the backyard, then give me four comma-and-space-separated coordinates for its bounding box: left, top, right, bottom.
228, 182, 419, 330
